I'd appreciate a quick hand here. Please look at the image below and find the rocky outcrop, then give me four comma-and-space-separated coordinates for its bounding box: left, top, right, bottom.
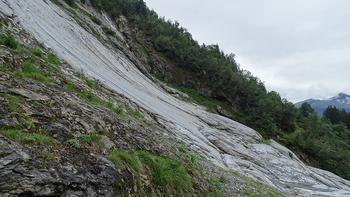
0, 137, 121, 197
1, 0, 350, 196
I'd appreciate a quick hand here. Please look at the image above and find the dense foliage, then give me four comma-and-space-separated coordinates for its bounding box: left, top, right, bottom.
84, 0, 350, 180
290, 104, 350, 179
323, 106, 350, 128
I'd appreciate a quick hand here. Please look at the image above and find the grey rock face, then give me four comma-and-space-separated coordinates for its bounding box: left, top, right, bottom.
0, 137, 120, 196
1, 0, 350, 196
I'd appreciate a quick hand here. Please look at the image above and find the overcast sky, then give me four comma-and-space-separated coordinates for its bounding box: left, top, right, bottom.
144, 0, 350, 102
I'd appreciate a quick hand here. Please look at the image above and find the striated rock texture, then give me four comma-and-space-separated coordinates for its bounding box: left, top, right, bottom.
1, 0, 350, 196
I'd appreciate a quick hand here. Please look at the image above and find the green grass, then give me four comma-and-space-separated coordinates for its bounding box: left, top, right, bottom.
0, 64, 6, 71
0, 35, 19, 49
64, 77, 126, 119
0, 129, 55, 145
209, 176, 226, 192
108, 150, 192, 192
18, 61, 50, 84
30, 48, 45, 58
79, 133, 102, 144
137, 151, 192, 191
177, 142, 201, 171
109, 150, 143, 173
78, 90, 125, 119
202, 192, 226, 197
64, 82, 78, 92
245, 191, 280, 197
46, 53, 61, 65
0, 19, 5, 28
261, 138, 271, 145
23, 117, 36, 130
85, 79, 99, 90
130, 110, 144, 120
5, 94, 24, 112
244, 182, 282, 197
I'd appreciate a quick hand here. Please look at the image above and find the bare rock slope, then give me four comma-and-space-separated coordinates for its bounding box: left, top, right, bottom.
1, 0, 350, 196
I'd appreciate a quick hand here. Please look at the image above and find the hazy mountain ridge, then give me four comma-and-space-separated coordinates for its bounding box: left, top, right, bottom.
296, 93, 350, 116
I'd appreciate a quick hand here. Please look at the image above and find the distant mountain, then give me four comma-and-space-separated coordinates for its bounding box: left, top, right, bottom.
295, 93, 350, 116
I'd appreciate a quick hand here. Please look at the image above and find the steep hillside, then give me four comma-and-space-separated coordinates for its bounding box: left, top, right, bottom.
1, 0, 350, 196
296, 93, 350, 116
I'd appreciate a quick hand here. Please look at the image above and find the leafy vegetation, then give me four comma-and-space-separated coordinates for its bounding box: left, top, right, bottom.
323, 106, 350, 128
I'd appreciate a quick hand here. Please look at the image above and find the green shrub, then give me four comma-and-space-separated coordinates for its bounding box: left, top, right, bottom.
0, 35, 19, 49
